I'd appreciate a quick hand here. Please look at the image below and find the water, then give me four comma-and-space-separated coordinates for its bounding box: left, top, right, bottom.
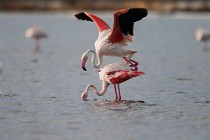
0, 11, 210, 140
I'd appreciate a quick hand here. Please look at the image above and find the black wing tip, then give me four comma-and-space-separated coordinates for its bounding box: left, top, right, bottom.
118, 8, 148, 36
129, 8, 148, 17
74, 12, 93, 22
74, 12, 83, 18
129, 8, 148, 12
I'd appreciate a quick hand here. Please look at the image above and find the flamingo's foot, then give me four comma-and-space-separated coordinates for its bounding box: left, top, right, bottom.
117, 97, 121, 101
130, 66, 138, 71
123, 57, 139, 71
129, 59, 139, 67
115, 94, 120, 101
114, 94, 121, 101
114, 98, 122, 103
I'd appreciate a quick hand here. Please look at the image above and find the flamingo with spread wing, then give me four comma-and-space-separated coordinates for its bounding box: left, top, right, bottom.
75, 8, 147, 71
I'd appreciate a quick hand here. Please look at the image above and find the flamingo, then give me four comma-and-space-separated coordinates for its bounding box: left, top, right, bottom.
75, 8, 148, 71
25, 26, 48, 52
195, 27, 210, 51
81, 54, 144, 101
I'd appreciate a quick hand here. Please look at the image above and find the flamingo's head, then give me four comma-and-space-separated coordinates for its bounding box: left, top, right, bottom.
81, 53, 88, 71
81, 90, 88, 101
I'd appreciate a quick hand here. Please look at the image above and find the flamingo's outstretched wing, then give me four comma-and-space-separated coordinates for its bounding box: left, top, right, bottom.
75, 12, 110, 33
109, 8, 148, 44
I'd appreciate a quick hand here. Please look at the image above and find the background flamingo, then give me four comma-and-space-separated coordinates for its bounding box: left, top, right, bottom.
195, 27, 210, 51
25, 26, 48, 52
81, 55, 144, 101
75, 8, 147, 71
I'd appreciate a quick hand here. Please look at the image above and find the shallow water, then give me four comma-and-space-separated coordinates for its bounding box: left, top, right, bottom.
0, 12, 210, 140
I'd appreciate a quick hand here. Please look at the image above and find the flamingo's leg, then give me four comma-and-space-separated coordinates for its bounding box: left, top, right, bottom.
35, 39, 41, 53
123, 57, 139, 71
117, 84, 121, 101
113, 84, 118, 100
130, 65, 138, 71
130, 59, 139, 67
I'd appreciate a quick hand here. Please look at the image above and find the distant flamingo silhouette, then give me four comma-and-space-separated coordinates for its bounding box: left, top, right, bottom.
75, 8, 147, 71
195, 27, 210, 51
81, 55, 144, 101
25, 26, 48, 52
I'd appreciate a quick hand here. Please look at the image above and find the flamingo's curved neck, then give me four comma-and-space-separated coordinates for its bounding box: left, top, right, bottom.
85, 81, 109, 96
86, 49, 102, 68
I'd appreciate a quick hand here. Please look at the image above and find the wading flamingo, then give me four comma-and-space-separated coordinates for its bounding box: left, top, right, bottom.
195, 27, 210, 51
25, 26, 48, 52
75, 8, 147, 71
81, 55, 144, 101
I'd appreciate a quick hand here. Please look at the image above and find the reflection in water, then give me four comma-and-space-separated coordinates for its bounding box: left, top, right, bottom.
91, 99, 156, 111
194, 101, 210, 104
174, 77, 194, 81
0, 93, 19, 98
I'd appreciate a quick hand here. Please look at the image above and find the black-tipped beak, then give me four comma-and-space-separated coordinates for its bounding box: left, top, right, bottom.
81, 60, 87, 71
82, 66, 87, 71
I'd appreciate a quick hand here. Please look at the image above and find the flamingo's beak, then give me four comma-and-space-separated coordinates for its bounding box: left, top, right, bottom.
81, 59, 87, 71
